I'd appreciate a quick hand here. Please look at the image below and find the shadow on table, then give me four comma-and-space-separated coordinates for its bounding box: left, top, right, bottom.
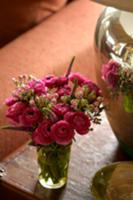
113, 144, 132, 162
34, 181, 66, 200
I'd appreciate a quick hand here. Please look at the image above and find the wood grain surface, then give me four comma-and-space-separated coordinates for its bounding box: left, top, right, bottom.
0, 112, 129, 200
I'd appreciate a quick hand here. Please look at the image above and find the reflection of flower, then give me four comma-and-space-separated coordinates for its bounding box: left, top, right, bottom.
3, 58, 103, 146
102, 61, 120, 88
102, 60, 133, 113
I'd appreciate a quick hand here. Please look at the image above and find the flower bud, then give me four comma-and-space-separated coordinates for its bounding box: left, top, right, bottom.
71, 99, 79, 110
60, 95, 70, 103
88, 91, 97, 102
87, 104, 95, 112
75, 91, 84, 99
80, 99, 88, 107
83, 85, 90, 98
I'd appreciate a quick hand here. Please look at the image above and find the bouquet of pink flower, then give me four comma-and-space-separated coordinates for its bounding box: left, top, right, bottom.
3, 58, 103, 146
2, 58, 104, 189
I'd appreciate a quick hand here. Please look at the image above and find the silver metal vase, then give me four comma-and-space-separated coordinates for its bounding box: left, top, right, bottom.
94, 7, 133, 158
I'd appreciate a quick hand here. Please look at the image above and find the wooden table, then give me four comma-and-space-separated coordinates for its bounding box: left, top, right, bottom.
0, 113, 129, 200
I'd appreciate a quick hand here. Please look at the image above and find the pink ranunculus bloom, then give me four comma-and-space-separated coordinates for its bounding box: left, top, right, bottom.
28, 79, 46, 95
53, 103, 71, 117
56, 76, 68, 86
6, 102, 27, 123
42, 75, 58, 88
83, 80, 101, 96
51, 120, 75, 145
57, 85, 71, 96
69, 73, 88, 86
12, 87, 28, 99
5, 97, 17, 106
102, 61, 120, 88
32, 121, 53, 145
64, 111, 74, 121
20, 107, 42, 126
64, 111, 90, 135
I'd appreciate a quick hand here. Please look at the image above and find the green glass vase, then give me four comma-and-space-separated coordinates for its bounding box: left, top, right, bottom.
37, 143, 71, 189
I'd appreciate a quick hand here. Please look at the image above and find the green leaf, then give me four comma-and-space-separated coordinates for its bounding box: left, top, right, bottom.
0, 125, 33, 132
28, 140, 37, 146
71, 79, 78, 99
123, 94, 133, 113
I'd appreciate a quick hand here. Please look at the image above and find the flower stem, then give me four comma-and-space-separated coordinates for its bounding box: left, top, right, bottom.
65, 56, 75, 78
71, 79, 78, 98
0, 125, 33, 132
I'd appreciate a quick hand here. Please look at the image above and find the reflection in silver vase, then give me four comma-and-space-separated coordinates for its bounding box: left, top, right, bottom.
95, 7, 133, 157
